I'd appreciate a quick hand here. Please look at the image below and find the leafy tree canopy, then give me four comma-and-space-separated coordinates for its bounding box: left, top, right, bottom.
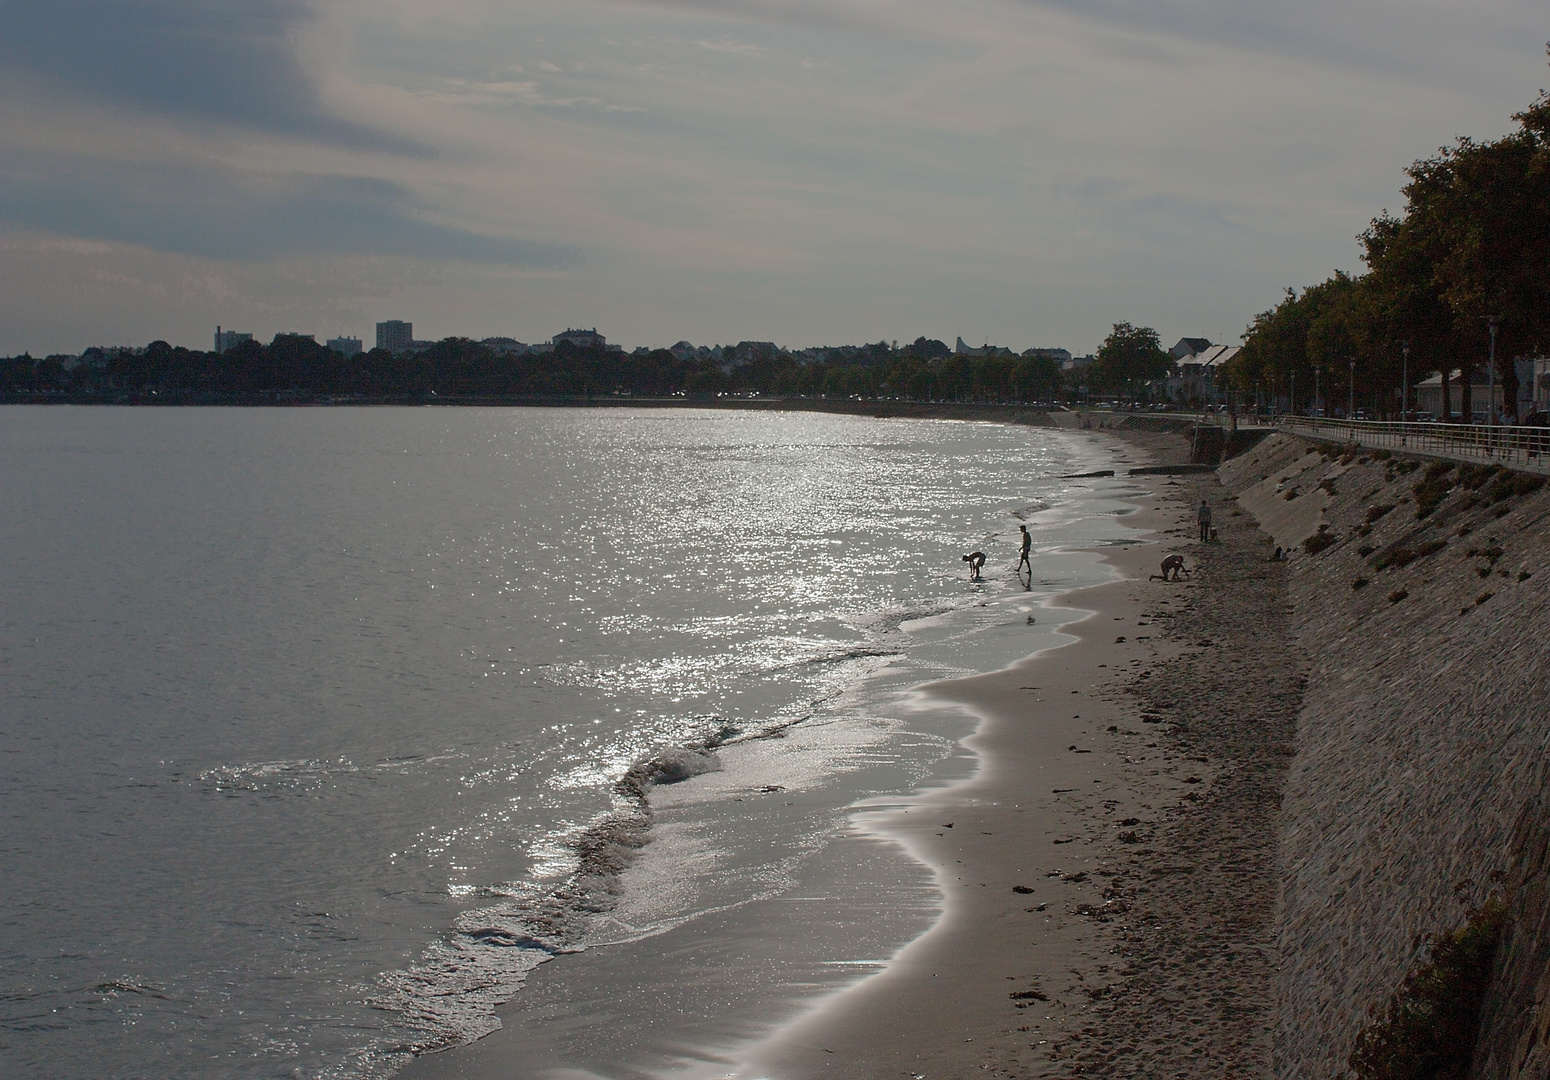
1228, 58, 1550, 418
1091, 323, 1172, 391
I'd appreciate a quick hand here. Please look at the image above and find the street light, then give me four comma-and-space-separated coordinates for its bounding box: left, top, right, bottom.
1400, 340, 1409, 427
1487, 316, 1499, 425
1348, 356, 1356, 421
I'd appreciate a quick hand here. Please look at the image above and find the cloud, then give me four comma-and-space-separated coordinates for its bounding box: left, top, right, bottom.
4, 0, 1548, 357
0, 0, 401, 146
0, 154, 579, 266
695, 39, 761, 55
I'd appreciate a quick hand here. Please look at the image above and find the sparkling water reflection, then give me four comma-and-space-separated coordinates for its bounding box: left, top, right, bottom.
0, 406, 1137, 1078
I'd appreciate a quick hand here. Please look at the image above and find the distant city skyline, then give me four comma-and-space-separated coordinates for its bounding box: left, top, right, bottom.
46, 324, 1115, 360
2, 1, 1546, 357
192, 323, 1099, 355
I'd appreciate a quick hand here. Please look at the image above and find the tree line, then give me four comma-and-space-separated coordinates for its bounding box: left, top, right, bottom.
1, 322, 1188, 405
0, 334, 1153, 406
1226, 78, 1550, 421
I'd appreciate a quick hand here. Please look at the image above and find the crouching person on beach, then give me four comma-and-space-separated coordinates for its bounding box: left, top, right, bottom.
1152, 554, 1187, 581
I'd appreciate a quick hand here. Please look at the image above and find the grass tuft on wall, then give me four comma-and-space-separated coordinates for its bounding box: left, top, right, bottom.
1348, 899, 1504, 1080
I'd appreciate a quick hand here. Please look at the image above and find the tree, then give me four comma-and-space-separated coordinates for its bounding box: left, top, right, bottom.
1012, 354, 1063, 401
903, 336, 951, 360
1091, 323, 1171, 394
1231, 63, 1550, 423
1355, 213, 1461, 418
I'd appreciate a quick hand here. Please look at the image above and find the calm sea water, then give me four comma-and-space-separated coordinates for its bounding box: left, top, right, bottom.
0, 406, 1139, 1079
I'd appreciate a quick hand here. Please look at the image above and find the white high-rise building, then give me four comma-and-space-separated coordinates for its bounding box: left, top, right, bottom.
377, 321, 413, 354
214, 326, 253, 354
327, 337, 363, 357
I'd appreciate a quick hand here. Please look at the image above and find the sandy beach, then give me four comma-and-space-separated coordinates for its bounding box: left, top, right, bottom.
730, 426, 1297, 1079
404, 422, 1298, 1080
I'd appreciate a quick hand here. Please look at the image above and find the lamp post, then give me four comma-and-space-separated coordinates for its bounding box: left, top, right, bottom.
1291, 371, 1297, 418
1314, 366, 1321, 417
1400, 340, 1409, 428
1348, 356, 1356, 421
1487, 316, 1499, 425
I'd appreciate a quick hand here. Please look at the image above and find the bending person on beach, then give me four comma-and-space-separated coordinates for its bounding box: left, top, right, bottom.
1151, 554, 1187, 581
1017, 525, 1032, 574
963, 551, 986, 581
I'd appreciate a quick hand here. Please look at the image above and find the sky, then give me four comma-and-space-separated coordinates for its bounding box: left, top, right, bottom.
1, 0, 1546, 357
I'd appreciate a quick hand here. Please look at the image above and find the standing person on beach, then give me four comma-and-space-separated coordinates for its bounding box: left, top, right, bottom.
1198, 498, 1213, 542
1017, 525, 1032, 574
963, 551, 986, 581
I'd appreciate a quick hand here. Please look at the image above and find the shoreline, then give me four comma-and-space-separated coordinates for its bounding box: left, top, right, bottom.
391, 426, 1153, 1080
733, 463, 1209, 1078
403, 421, 1283, 1078
735, 426, 1294, 1079
0, 396, 1070, 431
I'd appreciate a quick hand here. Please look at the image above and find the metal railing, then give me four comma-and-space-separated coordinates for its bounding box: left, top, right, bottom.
1271, 416, 1550, 475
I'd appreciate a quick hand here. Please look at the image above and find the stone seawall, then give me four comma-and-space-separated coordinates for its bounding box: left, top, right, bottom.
1216, 434, 1550, 1079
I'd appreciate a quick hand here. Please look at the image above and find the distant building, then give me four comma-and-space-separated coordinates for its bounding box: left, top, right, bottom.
1170, 345, 1238, 404
273, 333, 315, 344
214, 327, 253, 354
553, 327, 606, 349
327, 337, 363, 357
955, 337, 985, 357
1022, 348, 1073, 364
1170, 337, 1213, 361
377, 320, 413, 354
81, 346, 139, 366
480, 337, 528, 355
731, 341, 778, 364
1416, 371, 1504, 420
1516, 358, 1549, 416
1192, 345, 1238, 371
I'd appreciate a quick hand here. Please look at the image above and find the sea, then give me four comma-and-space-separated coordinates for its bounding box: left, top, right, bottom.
0, 406, 1145, 1079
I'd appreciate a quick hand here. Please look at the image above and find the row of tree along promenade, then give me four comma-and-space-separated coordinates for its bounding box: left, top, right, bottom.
1222, 79, 1549, 424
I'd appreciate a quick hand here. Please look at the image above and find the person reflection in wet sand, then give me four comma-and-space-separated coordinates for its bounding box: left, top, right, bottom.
963, 551, 987, 581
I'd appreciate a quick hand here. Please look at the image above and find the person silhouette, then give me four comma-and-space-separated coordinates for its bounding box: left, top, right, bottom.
1151, 554, 1186, 581
1017, 525, 1032, 574
963, 551, 987, 581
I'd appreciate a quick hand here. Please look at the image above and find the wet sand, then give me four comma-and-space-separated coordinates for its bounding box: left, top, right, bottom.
739, 427, 1298, 1079
405, 425, 1297, 1079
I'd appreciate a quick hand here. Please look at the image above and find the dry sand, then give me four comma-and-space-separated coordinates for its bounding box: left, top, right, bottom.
737, 426, 1300, 1080
403, 424, 1300, 1080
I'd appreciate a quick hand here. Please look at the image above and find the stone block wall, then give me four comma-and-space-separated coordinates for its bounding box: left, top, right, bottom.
1217, 435, 1550, 1080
